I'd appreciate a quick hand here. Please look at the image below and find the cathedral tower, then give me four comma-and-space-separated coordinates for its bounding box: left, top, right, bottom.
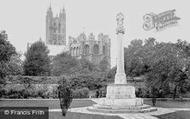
46, 5, 66, 45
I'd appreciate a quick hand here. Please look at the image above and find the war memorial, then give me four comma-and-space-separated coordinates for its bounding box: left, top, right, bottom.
87, 13, 157, 113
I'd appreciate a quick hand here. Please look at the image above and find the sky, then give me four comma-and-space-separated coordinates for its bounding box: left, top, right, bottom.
0, 0, 189, 67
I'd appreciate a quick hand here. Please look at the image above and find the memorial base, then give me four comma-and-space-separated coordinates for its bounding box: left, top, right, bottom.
88, 84, 157, 113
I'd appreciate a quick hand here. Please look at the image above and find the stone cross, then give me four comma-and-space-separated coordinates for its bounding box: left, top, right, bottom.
116, 12, 124, 27
115, 12, 127, 84
116, 12, 125, 34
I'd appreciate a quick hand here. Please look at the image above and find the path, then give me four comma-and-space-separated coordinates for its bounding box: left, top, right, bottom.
52, 98, 190, 119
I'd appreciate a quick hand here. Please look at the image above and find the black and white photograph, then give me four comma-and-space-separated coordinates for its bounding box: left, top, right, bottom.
0, 0, 190, 119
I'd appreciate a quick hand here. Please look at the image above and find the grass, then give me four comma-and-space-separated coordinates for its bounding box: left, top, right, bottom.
0, 99, 190, 119
155, 111, 190, 119
144, 100, 190, 119
0, 99, 96, 109
49, 112, 123, 119
0, 99, 122, 119
144, 100, 190, 108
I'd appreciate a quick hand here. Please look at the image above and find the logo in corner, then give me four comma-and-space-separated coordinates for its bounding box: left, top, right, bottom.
143, 9, 180, 31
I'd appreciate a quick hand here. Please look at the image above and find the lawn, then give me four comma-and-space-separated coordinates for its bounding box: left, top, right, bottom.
0, 99, 96, 109
144, 100, 190, 108
0, 99, 190, 119
0, 99, 122, 119
155, 111, 190, 119
49, 112, 123, 119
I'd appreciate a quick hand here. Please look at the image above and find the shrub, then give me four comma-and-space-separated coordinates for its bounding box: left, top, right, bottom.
72, 87, 89, 98
79, 87, 89, 98
57, 76, 73, 116
0, 89, 5, 98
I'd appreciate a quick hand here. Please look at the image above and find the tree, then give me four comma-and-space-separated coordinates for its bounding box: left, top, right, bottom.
52, 51, 108, 91
52, 52, 101, 76
58, 76, 73, 116
107, 66, 116, 82
7, 52, 23, 75
124, 39, 148, 76
121, 38, 190, 97
78, 58, 98, 73
23, 40, 50, 76
51, 52, 79, 76
144, 41, 190, 97
99, 57, 110, 72
0, 31, 16, 84
69, 72, 107, 90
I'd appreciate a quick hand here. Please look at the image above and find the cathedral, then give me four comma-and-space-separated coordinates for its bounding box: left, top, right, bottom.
46, 5, 66, 45
68, 33, 111, 68
45, 6, 111, 68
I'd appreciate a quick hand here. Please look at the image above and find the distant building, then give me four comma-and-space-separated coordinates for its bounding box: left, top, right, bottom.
68, 33, 111, 68
46, 5, 66, 45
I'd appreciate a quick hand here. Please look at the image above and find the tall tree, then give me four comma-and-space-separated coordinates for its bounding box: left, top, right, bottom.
0, 31, 16, 85
23, 40, 50, 76
124, 39, 146, 76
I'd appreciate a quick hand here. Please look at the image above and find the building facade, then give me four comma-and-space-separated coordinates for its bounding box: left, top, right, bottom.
68, 33, 111, 68
46, 6, 66, 45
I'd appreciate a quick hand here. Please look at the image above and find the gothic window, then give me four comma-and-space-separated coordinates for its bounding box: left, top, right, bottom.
93, 44, 99, 54
73, 47, 76, 56
76, 47, 79, 56
55, 39, 57, 45
103, 46, 106, 55
75, 47, 78, 56
53, 36, 56, 45
84, 45, 90, 55
58, 36, 61, 42
78, 47, 80, 56
71, 48, 74, 56
70, 48, 73, 56
58, 23, 61, 33
54, 23, 56, 32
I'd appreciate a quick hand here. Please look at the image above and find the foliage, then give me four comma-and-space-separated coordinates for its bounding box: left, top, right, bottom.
51, 52, 79, 76
52, 52, 108, 91
144, 41, 190, 97
58, 76, 73, 116
1, 83, 58, 99
99, 57, 110, 72
69, 72, 107, 91
107, 37, 190, 97
72, 87, 89, 98
75, 58, 100, 76
124, 38, 156, 76
7, 53, 23, 75
52, 51, 102, 76
106, 66, 116, 83
0, 31, 16, 89
23, 40, 51, 76
1, 75, 60, 99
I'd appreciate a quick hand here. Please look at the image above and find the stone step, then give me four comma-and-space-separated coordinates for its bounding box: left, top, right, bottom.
87, 106, 157, 113
94, 104, 152, 110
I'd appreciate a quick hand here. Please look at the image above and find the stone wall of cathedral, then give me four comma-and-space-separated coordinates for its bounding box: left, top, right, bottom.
68, 33, 111, 68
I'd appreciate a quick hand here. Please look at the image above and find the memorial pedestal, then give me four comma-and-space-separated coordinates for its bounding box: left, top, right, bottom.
88, 83, 157, 113
106, 84, 136, 99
